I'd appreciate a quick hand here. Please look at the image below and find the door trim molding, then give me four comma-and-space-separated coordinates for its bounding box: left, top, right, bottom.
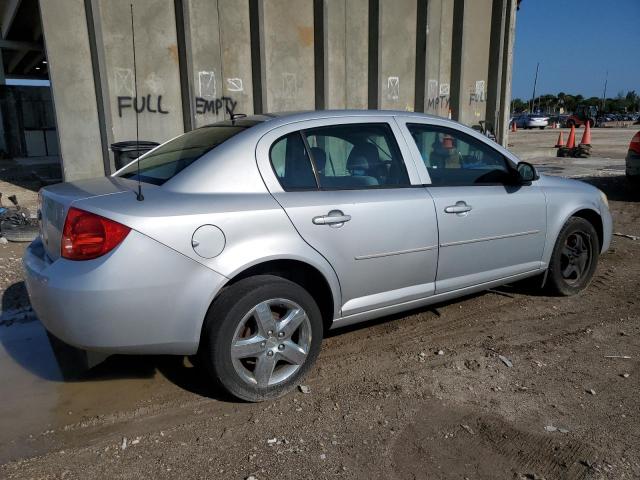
440, 229, 540, 248
355, 244, 437, 260
331, 266, 545, 330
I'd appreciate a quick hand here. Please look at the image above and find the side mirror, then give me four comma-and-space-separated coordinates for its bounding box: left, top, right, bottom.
516, 161, 538, 183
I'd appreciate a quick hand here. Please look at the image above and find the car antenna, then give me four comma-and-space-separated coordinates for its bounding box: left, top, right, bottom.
130, 3, 143, 201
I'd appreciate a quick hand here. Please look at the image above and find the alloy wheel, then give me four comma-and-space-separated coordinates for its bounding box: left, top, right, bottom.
560, 232, 592, 285
230, 298, 312, 387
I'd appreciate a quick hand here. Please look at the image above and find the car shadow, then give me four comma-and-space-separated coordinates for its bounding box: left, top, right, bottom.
1, 275, 549, 403
324, 279, 548, 338
0, 281, 235, 402
577, 175, 639, 203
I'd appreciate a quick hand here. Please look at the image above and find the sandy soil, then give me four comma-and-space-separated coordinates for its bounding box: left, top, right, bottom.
0, 129, 638, 479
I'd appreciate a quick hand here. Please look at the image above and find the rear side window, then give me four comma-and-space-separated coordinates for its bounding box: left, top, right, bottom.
118, 126, 246, 185
269, 123, 410, 191
305, 123, 410, 189
269, 133, 317, 190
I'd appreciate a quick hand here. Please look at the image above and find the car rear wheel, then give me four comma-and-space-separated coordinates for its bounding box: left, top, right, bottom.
200, 275, 323, 402
546, 217, 599, 296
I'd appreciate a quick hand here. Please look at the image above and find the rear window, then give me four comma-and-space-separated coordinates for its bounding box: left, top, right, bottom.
118, 126, 246, 185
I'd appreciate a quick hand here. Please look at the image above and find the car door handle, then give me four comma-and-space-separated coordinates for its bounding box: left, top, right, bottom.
312, 210, 351, 226
444, 201, 472, 214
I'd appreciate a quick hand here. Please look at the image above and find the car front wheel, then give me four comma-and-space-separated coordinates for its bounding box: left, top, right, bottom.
546, 217, 599, 296
200, 275, 323, 402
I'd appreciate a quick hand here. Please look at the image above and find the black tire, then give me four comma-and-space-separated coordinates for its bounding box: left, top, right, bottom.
567, 120, 575, 128
546, 217, 599, 296
626, 174, 640, 184
200, 275, 323, 402
539, 126, 545, 130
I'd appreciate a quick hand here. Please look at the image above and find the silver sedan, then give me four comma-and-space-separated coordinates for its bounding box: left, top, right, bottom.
24, 111, 612, 401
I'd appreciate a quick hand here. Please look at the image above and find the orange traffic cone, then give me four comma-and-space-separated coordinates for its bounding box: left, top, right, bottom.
566, 125, 576, 148
580, 120, 592, 146
511, 121, 517, 133
555, 131, 565, 148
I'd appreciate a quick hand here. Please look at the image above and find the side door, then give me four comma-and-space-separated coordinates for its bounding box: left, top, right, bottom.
256, 117, 439, 318
398, 118, 547, 293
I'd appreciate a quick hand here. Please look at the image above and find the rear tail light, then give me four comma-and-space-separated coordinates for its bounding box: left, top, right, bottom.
61, 207, 130, 260
629, 132, 640, 155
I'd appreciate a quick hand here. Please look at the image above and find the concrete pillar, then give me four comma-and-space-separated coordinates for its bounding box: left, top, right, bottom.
323, 0, 368, 110
184, 0, 253, 127
96, 0, 184, 145
218, 0, 253, 116
40, 0, 104, 181
498, 0, 516, 146
184, 0, 223, 127
450, 0, 493, 127
260, 0, 315, 112
486, 0, 507, 142
378, 0, 416, 111
424, 0, 453, 117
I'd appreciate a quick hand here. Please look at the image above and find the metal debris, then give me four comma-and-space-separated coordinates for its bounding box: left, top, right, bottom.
460, 424, 475, 435
299, 385, 311, 394
498, 355, 513, 368
613, 232, 639, 241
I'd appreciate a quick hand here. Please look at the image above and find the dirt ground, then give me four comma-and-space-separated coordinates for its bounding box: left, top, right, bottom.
0, 128, 639, 479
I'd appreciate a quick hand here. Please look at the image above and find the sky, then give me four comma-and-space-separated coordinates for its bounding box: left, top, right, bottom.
512, 0, 640, 100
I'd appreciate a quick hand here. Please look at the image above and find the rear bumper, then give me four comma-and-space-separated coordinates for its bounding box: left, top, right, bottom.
23, 232, 227, 355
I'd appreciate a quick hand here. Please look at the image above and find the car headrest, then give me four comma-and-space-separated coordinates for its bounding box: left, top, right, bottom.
347, 143, 379, 171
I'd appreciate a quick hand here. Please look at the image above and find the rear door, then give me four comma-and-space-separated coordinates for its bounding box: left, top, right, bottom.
256, 117, 439, 317
397, 118, 547, 293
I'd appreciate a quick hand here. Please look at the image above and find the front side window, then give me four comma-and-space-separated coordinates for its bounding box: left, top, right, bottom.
304, 123, 410, 189
407, 124, 512, 186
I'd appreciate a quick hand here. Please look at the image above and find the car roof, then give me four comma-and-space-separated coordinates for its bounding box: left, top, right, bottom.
200, 110, 458, 138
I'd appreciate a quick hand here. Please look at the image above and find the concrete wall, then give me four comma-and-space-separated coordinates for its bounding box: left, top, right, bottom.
378, 0, 416, 111
184, 0, 253, 127
451, 0, 494, 126
40, 0, 103, 180
261, 0, 315, 112
424, 0, 453, 117
324, 0, 368, 109
40, 0, 516, 181
96, 0, 184, 149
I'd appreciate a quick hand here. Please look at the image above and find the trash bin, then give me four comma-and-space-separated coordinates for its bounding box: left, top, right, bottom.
110, 140, 159, 170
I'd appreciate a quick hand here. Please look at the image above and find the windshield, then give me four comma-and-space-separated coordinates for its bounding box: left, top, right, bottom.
118, 126, 246, 185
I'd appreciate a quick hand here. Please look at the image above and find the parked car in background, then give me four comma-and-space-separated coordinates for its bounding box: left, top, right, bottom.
547, 115, 567, 128
626, 130, 640, 180
513, 114, 549, 129
24, 111, 612, 402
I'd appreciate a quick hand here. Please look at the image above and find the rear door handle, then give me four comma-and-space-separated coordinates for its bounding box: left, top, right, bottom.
313, 210, 351, 227
444, 201, 472, 214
